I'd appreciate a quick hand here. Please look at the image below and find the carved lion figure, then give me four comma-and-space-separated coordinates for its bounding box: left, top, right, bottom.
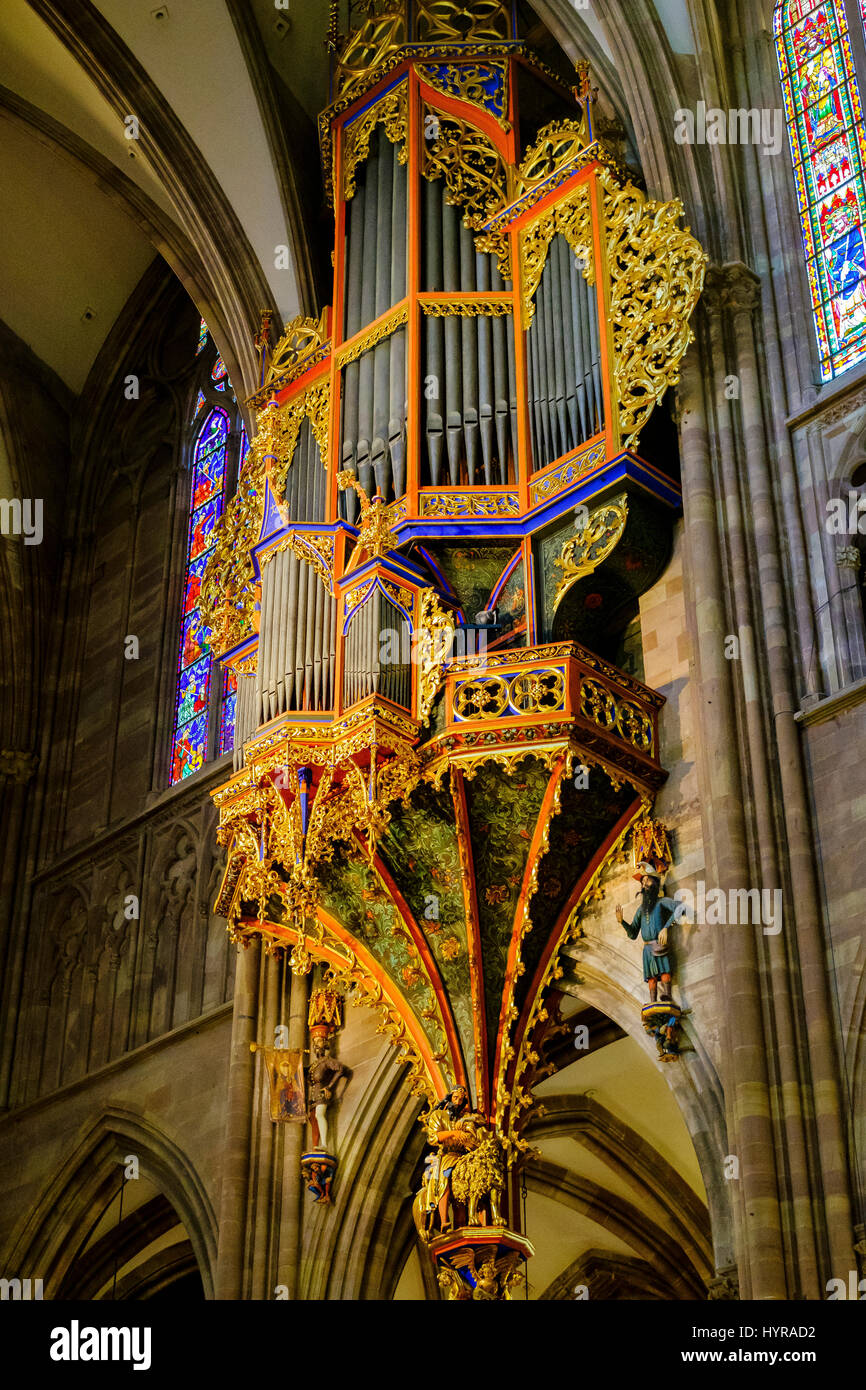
450, 1127, 505, 1227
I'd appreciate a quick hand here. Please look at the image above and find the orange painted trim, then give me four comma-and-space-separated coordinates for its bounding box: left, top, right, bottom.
506, 162, 597, 237
407, 68, 421, 517
451, 768, 489, 1114
333, 59, 412, 132
511, 219, 531, 505
521, 536, 536, 644
417, 292, 512, 306
505, 796, 644, 1096
504, 53, 519, 167
245, 906, 449, 1101
420, 483, 518, 495
271, 355, 332, 409
590, 167, 618, 456
367, 840, 468, 1093
336, 298, 410, 365
415, 79, 510, 159
328, 120, 347, 524
490, 752, 569, 1110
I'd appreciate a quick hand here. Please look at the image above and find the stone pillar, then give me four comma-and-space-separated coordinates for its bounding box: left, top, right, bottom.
678, 343, 788, 1299
215, 937, 260, 1299
704, 265, 820, 1297
725, 264, 856, 1283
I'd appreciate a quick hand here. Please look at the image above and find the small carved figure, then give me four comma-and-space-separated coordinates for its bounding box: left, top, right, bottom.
413, 1088, 506, 1239
304, 1160, 333, 1205
305, 1026, 348, 1151
615, 861, 682, 1003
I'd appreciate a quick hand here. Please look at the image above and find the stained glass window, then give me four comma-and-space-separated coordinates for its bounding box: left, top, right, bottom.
776, 0, 866, 380
170, 317, 243, 783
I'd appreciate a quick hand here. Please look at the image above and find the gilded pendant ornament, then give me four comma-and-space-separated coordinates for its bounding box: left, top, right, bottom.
343, 79, 409, 200
600, 168, 706, 450
337, 472, 404, 567
553, 493, 629, 604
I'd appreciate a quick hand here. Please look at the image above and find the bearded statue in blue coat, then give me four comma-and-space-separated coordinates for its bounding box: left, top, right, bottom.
616, 862, 683, 1003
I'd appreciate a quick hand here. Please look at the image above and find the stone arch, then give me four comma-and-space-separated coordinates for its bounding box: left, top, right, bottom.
4, 1107, 218, 1300
531, 943, 735, 1279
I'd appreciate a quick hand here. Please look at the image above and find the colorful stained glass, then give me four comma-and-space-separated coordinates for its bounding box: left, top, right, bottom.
220, 668, 237, 757
194, 389, 206, 418
776, 0, 866, 379
171, 405, 231, 784
212, 351, 228, 389
171, 711, 209, 782
196, 317, 208, 355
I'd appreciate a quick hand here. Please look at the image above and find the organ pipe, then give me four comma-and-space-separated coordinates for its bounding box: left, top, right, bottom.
526, 233, 604, 471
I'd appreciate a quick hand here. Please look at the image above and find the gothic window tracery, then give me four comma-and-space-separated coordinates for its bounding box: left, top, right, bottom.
775, 0, 866, 380
170, 319, 244, 783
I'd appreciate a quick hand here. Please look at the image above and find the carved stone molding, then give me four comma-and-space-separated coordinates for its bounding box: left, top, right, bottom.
702, 261, 761, 317
0, 749, 39, 783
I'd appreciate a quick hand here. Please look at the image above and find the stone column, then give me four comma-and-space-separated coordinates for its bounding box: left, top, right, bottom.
215, 936, 260, 1299
678, 343, 788, 1299
703, 266, 821, 1296
725, 264, 856, 1283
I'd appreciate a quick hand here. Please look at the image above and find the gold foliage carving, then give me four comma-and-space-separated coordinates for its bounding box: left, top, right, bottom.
334, 7, 406, 103
516, 119, 592, 191
421, 105, 508, 232
344, 80, 409, 200
600, 168, 706, 450
519, 182, 594, 325
415, 1, 510, 44
335, 303, 408, 367
416, 59, 510, 129
420, 298, 511, 317
416, 588, 456, 726
263, 531, 335, 596
554, 494, 628, 606
262, 310, 329, 393
257, 387, 330, 511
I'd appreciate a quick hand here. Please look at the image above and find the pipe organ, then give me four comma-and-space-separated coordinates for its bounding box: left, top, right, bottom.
200, 0, 704, 1297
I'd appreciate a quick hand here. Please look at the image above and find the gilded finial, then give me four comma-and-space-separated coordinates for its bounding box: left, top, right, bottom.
327, 0, 340, 52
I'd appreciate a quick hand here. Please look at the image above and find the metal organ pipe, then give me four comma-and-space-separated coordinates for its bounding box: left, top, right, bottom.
339, 128, 407, 507
419, 179, 514, 487
341, 592, 411, 710
526, 233, 605, 472
250, 421, 336, 728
